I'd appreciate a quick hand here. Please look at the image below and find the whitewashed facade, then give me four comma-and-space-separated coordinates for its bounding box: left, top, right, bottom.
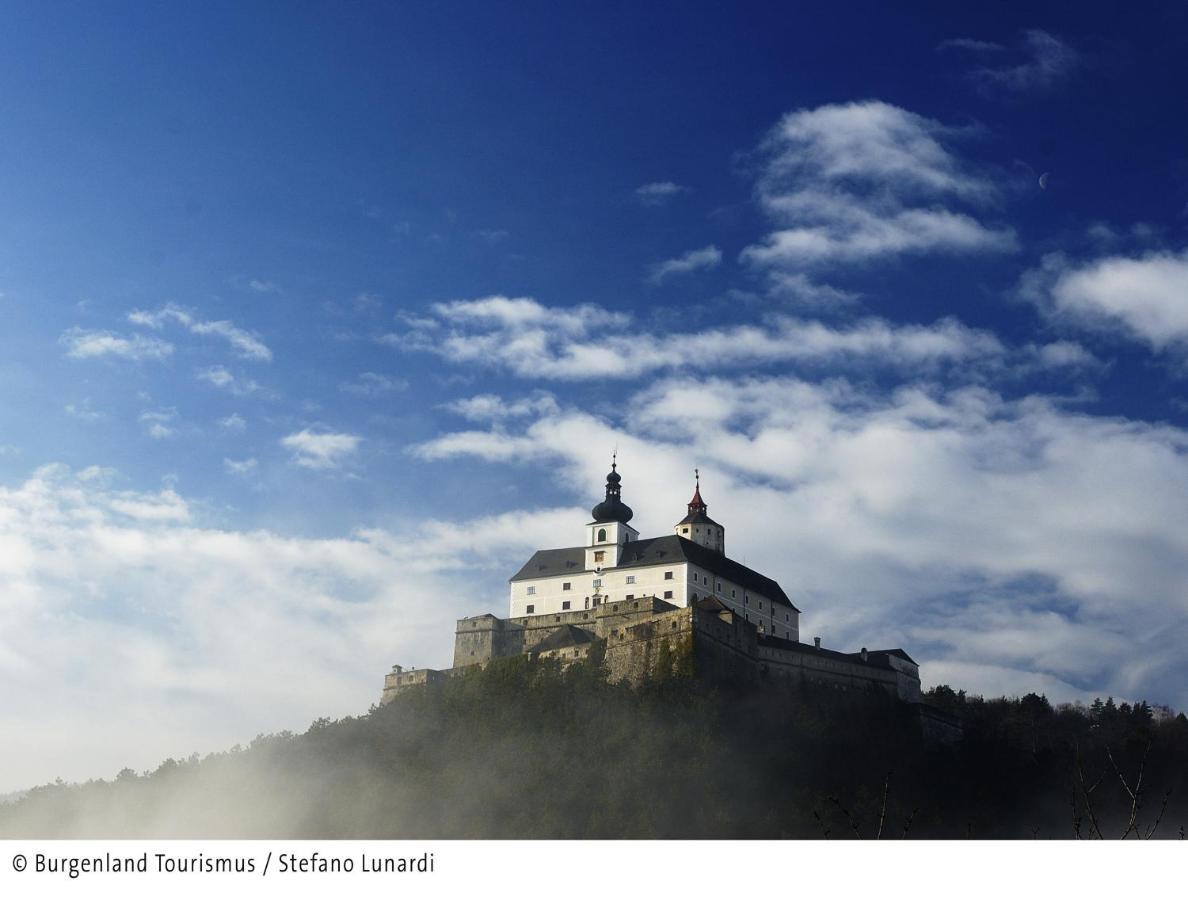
509, 464, 800, 641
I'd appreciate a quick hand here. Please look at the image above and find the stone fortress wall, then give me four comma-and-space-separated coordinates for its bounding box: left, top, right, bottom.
383, 595, 926, 708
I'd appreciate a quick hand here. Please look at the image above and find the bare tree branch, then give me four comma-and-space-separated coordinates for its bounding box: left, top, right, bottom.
1074, 744, 1105, 839
1144, 790, 1171, 840
812, 808, 831, 840
901, 807, 919, 840
1106, 741, 1151, 840
876, 770, 891, 840
827, 795, 862, 839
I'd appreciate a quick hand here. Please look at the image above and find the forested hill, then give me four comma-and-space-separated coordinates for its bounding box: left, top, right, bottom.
3, 654, 1186, 839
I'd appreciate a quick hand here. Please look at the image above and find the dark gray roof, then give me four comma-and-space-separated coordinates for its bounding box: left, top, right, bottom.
510, 534, 798, 611
676, 509, 723, 528
852, 648, 918, 667
531, 625, 597, 653
758, 636, 914, 671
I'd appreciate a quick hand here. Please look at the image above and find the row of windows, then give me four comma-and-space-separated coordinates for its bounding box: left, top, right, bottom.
528, 570, 674, 596
526, 587, 678, 615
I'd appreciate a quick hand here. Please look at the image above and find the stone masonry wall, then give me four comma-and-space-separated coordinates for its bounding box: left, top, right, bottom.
392, 598, 925, 709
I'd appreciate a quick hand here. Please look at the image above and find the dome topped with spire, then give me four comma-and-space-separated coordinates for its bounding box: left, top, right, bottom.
590, 457, 633, 524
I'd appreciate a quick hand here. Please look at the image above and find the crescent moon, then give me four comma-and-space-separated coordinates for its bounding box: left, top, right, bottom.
1039, 172, 1050, 189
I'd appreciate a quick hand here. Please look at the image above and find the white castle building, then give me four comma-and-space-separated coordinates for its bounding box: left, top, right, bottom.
382, 458, 967, 745
509, 461, 800, 641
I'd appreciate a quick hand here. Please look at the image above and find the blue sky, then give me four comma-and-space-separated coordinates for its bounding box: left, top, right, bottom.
2, 1, 1188, 790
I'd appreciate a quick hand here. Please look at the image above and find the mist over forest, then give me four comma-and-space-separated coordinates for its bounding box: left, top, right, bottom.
2, 653, 1185, 839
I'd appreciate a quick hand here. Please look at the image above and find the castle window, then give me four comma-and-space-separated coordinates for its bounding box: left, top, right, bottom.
744, 597, 749, 606
682, 527, 689, 534
626, 575, 636, 584
597, 528, 607, 542
731, 589, 736, 598
526, 605, 535, 614
663, 591, 673, 599
703, 575, 708, 585
716, 582, 721, 591
759, 601, 763, 610
563, 582, 571, 591
664, 571, 673, 580
594, 551, 605, 563
562, 601, 571, 610
626, 594, 635, 601
526, 586, 536, 595
593, 578, 602, 589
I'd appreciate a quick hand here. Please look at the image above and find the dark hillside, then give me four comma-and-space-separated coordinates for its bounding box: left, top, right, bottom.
2, 655, 1185, 838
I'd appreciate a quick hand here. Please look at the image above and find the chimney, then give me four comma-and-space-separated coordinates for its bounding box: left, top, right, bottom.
860, 647, 868, 662
813, 636, 821, 649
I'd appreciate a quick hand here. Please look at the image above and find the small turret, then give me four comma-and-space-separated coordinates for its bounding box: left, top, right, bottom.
674, 468, 724, 554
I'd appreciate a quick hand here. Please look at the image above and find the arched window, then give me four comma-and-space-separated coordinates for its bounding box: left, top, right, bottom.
597, 528, 607, 542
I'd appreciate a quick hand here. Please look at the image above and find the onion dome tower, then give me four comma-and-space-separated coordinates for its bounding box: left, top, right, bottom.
674, 468, 725, 554
585, 455, 639, 568
590, 457, 633, 524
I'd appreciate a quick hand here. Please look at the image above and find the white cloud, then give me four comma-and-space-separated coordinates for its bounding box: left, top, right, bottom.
0, 463, 578, 791
197, 366, 260, 396
391, 295, 1014, 380
128, 303, 272, 362
248, 279, 280, 294
417, 375, 1188, 711
223, 457, 258, 476
635, 181, 688, 206
647, 245, 723, 284
1032, 340, 1101, 369
443, 392, 559, 422
766, 273, 861, 307
138, 409, 177, 440
937, 37, 1006, 54
1029, 250, 1188, 351
280, 429, 361, 469
217, 413, 247, 432
740, 101, 1015, 281
60, 328, 173, 362
959, 29, 1080, 95
64, 401, 104, 422
338, 372, 409, 395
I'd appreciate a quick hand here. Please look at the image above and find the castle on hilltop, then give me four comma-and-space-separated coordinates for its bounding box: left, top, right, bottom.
382, 461, 953, 731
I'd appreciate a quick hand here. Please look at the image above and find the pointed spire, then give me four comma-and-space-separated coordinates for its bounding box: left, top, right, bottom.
688, 467, 707, 514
